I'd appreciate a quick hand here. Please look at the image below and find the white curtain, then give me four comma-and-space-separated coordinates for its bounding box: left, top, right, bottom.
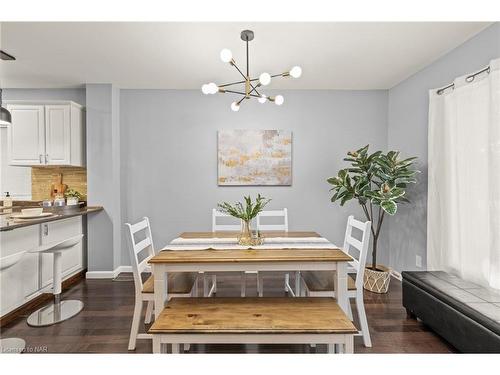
428, 58, 500, 290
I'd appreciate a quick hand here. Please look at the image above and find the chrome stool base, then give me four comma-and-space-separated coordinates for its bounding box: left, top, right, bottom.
27, 299, 84, 327
0, 338, 26, 354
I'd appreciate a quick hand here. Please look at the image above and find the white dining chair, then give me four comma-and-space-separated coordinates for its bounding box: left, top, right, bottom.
211, 209, 245, 296
256, 208, 289, 297
300, 215, 372, 347
125, 217, 198, 351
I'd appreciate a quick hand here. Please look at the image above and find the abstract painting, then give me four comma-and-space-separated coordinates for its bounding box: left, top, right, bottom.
218, 129, 292, 185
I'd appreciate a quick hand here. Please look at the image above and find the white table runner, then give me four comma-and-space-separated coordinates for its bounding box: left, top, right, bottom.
162, 236, 339, 251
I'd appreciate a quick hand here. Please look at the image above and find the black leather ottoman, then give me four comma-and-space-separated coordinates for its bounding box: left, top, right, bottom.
402, 271, 500, 353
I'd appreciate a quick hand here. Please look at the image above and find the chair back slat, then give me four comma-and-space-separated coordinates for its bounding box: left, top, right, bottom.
257, 208, 288, 232
134, 237, 152, 254
212, 208, 242, 232
345, 236, 363, 251
129, 219, 148, 234
125, 217, 156, 294
137, 256, 152, 274
342, 215, 371, 289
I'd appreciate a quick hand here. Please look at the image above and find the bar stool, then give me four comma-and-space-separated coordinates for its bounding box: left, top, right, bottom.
27, 234, 84, 327
0, 251, 27, 354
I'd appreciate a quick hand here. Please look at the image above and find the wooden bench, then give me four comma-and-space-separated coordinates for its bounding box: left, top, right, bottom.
149, 297, 357, 353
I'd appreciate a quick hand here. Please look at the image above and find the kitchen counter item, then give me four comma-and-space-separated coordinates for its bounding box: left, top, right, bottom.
21, 208, 43, 216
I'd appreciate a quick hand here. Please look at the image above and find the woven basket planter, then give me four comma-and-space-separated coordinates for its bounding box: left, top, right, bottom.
363, 265, 391, 294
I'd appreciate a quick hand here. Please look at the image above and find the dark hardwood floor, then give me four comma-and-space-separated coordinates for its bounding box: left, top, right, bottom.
0, 273, 455, 353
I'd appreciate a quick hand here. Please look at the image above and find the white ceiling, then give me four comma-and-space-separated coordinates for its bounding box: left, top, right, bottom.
0, 22, 492, 90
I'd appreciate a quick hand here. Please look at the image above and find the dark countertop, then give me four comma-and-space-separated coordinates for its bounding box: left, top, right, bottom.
0, 206, 103, 231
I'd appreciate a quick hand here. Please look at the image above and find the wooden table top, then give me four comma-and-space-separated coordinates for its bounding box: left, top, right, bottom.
149, 248, 352, 264
178, 231, 321, 239
149, 297, 357, 334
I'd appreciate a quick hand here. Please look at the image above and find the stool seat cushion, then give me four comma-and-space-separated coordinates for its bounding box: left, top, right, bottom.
302, 271, 356, 292
143, 272, 197, 295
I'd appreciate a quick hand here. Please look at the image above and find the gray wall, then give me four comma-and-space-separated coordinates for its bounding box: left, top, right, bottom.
86, 84, 122, 272
120, 90, 388, 266
386, 23, 500, 272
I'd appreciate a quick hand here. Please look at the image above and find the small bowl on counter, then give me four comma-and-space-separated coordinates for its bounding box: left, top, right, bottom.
21, 207, 43, 216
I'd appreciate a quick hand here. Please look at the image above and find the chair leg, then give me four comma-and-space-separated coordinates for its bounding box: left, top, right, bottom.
347, 299, 353, 321
241, 272, 246, 297
257, 273, 264, 297
212, 275, 217, 294
285, 273, 290, 292
144, 300, 153, 324
295, 271, 301, 297
203, 274, 209, 297
355, 292, 372, 347
128, 299, 143, 351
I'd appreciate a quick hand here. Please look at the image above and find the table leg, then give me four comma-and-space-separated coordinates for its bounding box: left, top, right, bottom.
335, 262, 348, 314
344, 335, 354, 353
153, 264, 168, 320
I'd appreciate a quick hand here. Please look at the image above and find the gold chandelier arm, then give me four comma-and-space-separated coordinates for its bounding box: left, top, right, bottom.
220, 89, 261, 99
230, 61, 262, 97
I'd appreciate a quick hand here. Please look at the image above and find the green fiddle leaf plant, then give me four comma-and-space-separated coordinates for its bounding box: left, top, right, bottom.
327, 145, 419, 271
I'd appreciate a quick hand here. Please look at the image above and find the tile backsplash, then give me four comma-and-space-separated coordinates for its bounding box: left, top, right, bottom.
31, 167, 87, 201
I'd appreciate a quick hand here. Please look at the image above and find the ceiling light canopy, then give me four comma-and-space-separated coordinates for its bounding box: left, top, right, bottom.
202, 30, 302, 111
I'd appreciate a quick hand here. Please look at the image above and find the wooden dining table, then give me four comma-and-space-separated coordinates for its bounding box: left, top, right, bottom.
149, 231, 353, 321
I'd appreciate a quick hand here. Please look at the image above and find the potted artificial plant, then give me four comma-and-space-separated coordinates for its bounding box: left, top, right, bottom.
64, 188, 84, 206
217, 194, 271, 246
328, 145, 419, 293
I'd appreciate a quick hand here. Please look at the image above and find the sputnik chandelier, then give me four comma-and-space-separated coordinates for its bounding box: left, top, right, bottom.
201, 30, 302, 111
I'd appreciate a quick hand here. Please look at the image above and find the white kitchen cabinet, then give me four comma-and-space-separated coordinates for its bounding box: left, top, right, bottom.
0, 217, 85, 317
6, 105, 45, 165
45, 105, 71, 165
40, 217, 84, 289
0, 226, 40, 316
6, 101, 85, 167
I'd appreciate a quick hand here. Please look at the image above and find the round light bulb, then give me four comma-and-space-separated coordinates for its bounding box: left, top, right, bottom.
258, 95, 267, 104
274, 95, 284, 106
201, 84, 210, 95
231, 102, 240, 112
259, 72, 271, 86
220, 48, 233, 63
289, 66, 302, 78
207, 82, 218, 94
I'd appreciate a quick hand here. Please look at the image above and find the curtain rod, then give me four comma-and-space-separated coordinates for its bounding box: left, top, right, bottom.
436, 65, 491, 95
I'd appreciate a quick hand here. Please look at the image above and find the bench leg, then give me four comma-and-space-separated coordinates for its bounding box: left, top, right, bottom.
344, 335, 354, 354
152, 336, 161, 354
172, 344, 180, 354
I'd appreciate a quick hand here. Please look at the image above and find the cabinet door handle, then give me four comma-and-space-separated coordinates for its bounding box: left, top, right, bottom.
39, 154, 43, 164
45, 154, 49, 164
43, 224, 48, 236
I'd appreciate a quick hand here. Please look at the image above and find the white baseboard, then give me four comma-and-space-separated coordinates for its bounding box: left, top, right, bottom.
86, 265, 132, 279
